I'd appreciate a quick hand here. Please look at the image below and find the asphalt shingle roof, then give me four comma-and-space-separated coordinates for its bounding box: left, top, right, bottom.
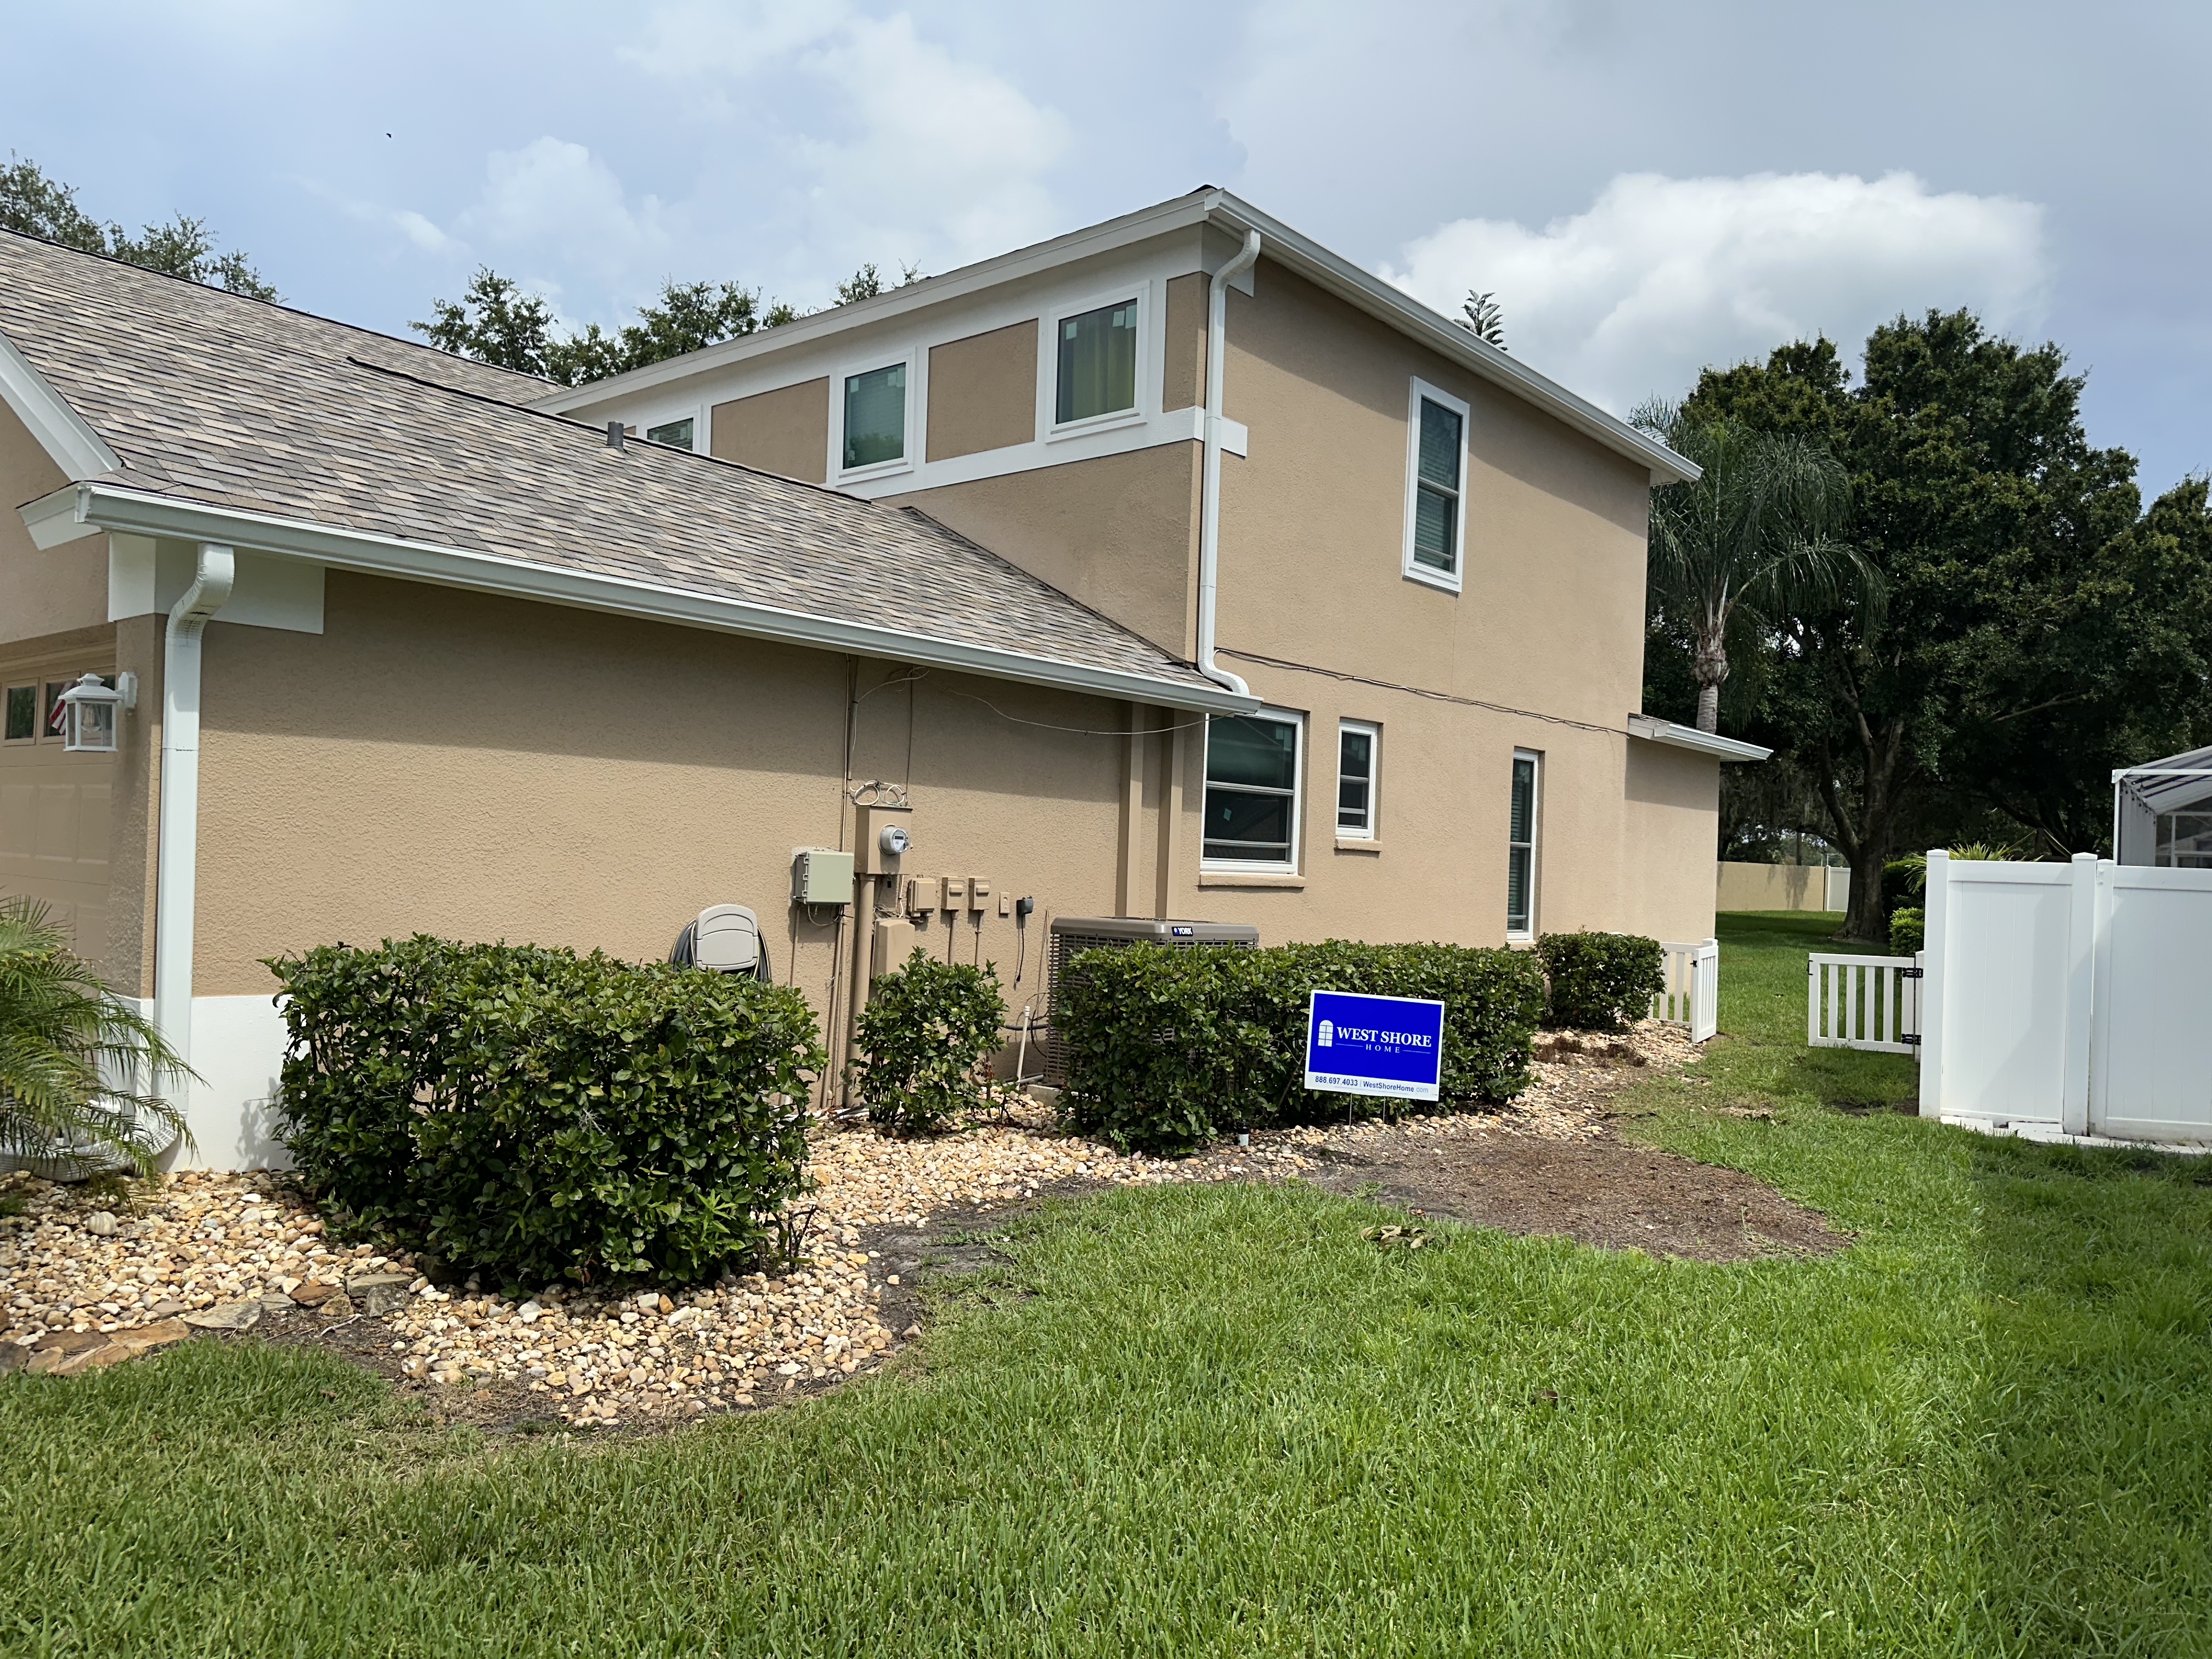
0, 231, 1217, 698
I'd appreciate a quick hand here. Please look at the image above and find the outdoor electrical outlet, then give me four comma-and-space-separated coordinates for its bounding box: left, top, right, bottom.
998, 890, 1012, 917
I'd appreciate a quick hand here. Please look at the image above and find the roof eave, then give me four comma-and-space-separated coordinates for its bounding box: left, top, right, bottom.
1628, 713, 1771, 762
21, 482, 1260, 716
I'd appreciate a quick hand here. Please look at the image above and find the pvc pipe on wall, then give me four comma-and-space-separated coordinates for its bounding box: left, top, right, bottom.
153, 543, 235, 1073
1197, 228, 1262, 699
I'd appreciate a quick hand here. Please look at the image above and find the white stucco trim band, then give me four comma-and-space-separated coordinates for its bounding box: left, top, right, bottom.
21, 481, 1261, 716
1627, 714, 1772, 762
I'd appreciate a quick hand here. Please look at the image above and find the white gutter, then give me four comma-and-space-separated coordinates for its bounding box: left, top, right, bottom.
23, 481, 1259, 717
1627, 713, 1771, 763
1197, 229, 1262, 700
153, 544, 235, 1073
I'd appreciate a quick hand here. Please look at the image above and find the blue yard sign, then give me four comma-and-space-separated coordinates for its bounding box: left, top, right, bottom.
1304, 990, 1446, 1103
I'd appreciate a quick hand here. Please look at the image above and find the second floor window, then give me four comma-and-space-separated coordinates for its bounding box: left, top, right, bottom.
1412, 394, 1464, 576
646, 417, 694, 449
1057, 300, 1138, 425
843, 364, 907, 469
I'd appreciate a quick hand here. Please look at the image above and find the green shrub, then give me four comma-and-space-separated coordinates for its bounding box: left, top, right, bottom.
1056, 940, 1546, 1157
1889, 906, 1925, 955
1534, 931, 1665, 1031
851, 949, 1006, 1136
268, 936, 823, 1286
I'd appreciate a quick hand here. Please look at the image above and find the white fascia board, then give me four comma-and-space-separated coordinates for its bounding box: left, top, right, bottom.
0, 333, 122, 480
531, 194, 1218, 415
48, 482, 1260, 716
1628, 714, 1771, 762
1199, 194, 1698, 488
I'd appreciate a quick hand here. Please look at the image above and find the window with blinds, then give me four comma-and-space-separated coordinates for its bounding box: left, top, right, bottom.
1404, 379, 1470, 590
1508, 750, 1540, 936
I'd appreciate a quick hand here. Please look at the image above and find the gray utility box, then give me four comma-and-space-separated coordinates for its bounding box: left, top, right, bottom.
1043, 916, 1261, 1084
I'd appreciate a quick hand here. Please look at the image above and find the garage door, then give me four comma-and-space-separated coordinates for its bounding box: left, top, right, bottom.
1, 667, 117, 973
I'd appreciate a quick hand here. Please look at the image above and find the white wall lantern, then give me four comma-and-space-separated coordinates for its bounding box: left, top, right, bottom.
57, 670, 135, 753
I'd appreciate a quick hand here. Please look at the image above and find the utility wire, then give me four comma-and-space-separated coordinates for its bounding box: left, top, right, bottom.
1216, 647, 1627, 737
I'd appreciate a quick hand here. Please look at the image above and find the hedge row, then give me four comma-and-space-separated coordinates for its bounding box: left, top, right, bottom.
268, 937, 823, 1287
1056, 940, 1549, 1156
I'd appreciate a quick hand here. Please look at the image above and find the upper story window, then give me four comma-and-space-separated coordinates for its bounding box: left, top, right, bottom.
1203, 709, 1305, 870
1056, 299, 1139, 426
1508, 749, 1541, 938
842, 363, 908, 470
1403, 379, 1470, 591
645, 417, 694, 449
1337, 720, 1378, 840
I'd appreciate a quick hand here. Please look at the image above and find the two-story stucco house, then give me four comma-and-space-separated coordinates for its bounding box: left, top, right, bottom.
0, 188, 1762, 1169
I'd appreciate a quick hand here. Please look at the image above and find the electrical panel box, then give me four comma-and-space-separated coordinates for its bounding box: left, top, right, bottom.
904, 875, 939, 913
791, 848, 855, 906
870, 915, 918, 978
855, 802, 913, 875
967, 878, 991, 912
941, 876, 969, 911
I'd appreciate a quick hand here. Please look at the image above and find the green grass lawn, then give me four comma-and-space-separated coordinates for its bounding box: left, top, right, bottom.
5, 913, 2210, 1657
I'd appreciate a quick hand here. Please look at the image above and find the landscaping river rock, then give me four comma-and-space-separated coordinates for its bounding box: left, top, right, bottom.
1, 1022, 1696, 1420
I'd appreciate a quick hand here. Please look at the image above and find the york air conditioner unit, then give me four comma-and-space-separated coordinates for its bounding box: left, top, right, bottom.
1043, 916, 1260, 1085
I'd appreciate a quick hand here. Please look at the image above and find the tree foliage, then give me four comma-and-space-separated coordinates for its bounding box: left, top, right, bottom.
1459, 290, 1505, 348
411, 269, 794, 386
1669, 315, 2212, 939
0, 152, 275, 300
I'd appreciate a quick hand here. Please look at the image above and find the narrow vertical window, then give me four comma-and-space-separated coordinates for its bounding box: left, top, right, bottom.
1203, 710, 1304, 868
1404, 380, 1470, 588
1337, 720, 1378, 839
1507, 750, 1539, 937
3, 685, 34, 742
842, 363, 907, 469
1056, 299, 1139, 424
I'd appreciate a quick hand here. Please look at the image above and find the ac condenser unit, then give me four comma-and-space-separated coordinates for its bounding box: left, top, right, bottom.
1043, 916, 1261, 1085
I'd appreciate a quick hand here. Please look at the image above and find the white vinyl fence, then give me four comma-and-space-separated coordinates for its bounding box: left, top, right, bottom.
1654, 938, 1719, 1042
1918, 851, 2212, 1143
1808, 952, 1922, 1056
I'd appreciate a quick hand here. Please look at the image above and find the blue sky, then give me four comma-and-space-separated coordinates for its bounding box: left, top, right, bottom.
8, 0, 2210, 492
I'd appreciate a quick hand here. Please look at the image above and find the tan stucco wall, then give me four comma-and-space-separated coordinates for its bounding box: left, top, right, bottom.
1161, 272, 1207, 413
710, 379, 829, 483
186, 575, 1140, 1052
885, 444, 1201, 659
1717, 861, 1848, 913
0, 405, 108, 647
1215, 257, 1651, 735
926, 321, 1037, 461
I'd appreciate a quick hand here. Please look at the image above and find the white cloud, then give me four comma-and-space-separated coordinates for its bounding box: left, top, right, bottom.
459, 137, 669, 287
1380, 171, 2049, 410
620, 2, 1070, 280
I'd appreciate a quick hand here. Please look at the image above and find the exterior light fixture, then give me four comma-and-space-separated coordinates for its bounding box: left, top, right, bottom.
57, 670, 135, 753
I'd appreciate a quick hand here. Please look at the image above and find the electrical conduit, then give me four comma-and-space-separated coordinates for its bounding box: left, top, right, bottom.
1198, 228, 1262, 699
153, 543, 235, 1081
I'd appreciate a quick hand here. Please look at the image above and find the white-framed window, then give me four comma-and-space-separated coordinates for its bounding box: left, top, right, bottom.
1336, 719, 1378, 840
1045, 285, 1149, 438
1507, 748, 1541, 938
645, 415, 696, 450
1202, 707, 1305, 871
1403, 378, 1470, 591
833, 352, 918, 481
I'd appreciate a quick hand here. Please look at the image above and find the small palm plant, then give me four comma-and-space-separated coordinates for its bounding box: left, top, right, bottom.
0, 897, 192, 1176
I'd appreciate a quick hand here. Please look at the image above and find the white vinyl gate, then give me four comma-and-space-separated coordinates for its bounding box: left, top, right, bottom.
1808, 953, 1922, 1055
1918, 851, 2212, 1143
1654, 938, 1719, 1042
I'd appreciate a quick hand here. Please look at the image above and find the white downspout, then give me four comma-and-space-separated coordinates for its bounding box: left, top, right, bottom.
153, 543, 236, 1075
1197, 228, 1262, 699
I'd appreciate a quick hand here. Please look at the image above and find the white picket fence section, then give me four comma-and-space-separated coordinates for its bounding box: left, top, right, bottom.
1918, 851, 2212, 1143
1807, 952, 1921, 1056
1654, 938, 1719, 1042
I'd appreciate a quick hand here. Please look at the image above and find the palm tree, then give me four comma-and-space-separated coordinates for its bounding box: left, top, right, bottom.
1638, 402, 1872, 732
0, 897, 192, 1177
